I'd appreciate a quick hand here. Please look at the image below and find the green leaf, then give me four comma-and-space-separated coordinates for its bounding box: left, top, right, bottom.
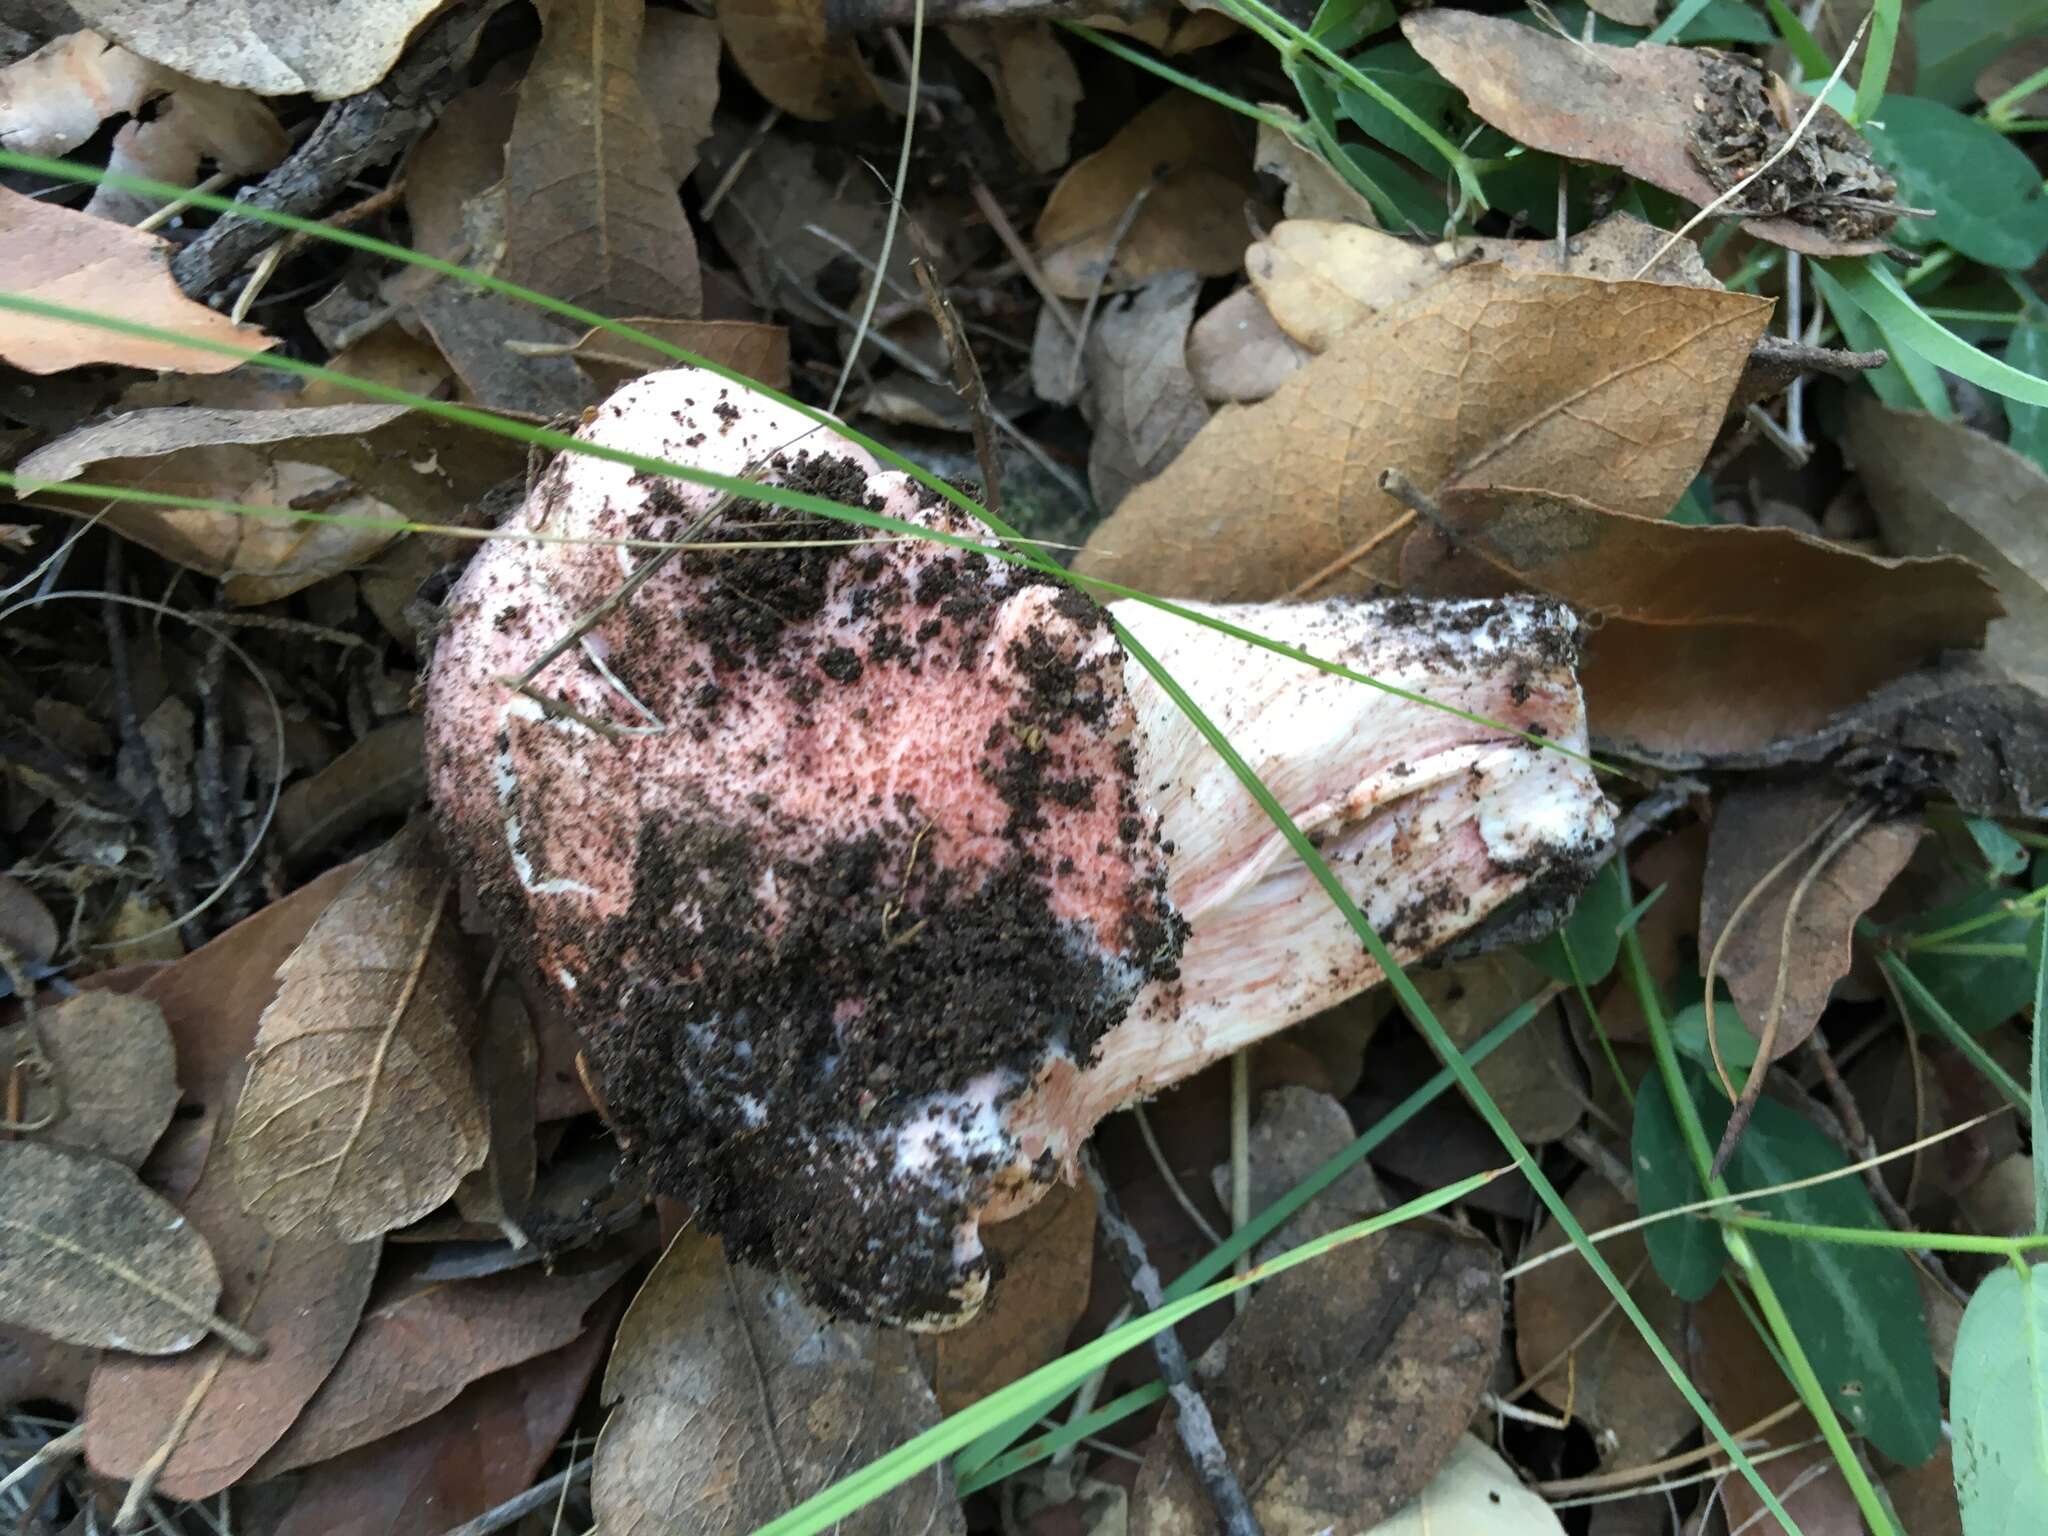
1965, 816, 2031, 878
1862, 96, 2048, 269
1764, 0, 1830, 77
1632, 1069, 1724, 1301
1951, 1265, 2048, 1532
1812, 261, 1957, 417
1526, 858, 1626, 985
1669, 997, 1760, 1079
2003, 322, 2048, 471
1649, 0, 1775, 44
2033, 904, 2047, 1234
1334, 42, 1458, 171
1336, 140, 1442, 235
1310, 0, 1395, 51
1899, 890, 2038, 1033
1822, 257, 2048, 409
1914, 0, 2048, 105
1851, 0, 1903, 126
1711, 1088, 1943, 1465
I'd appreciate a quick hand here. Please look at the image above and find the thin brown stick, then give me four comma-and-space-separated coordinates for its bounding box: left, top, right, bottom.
970, 180, 1080, 342
1285, 511, 1419, 598
1536, 1401, 1807, 1497
912, 256, 1003, 516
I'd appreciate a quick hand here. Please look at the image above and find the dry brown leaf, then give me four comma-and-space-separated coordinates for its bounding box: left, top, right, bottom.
1253, 113, 1378, 225
1405, 483, 2003, 755
1699, 781, 1922, 1061
229, 819, 487, 1243
1404, 9, 1894, 258
1410, 951, 1581, 1143
1132, 1088, 1501, 1535
924, 1179, 1095, 1414
0, 874, 58, 970
1075, 266, 1767, 599
0, 30, 286, 223
393, 62, 521, 283
501, 0, 702, 319
1885, 1446, 1964, 1536
641, 8, 720, 182
67, 0, 452, 98
413, 287, 599, 417
594, 1231, 965, 1536
83, 1139, 383, 1499
14, 401, 522, 604
720, 0, 875, 120
1083, 269, 1209, 513
452, 977, 541, 1238
567, 316, 793, 394
272, 716, 427, 867
1034, 91, 1257, 299
253, 1252, 635, 1476
1725, 1444, 1865, 1536
0, 1141, 225, 1353
0, 990, 178, 1167
1185, 286, 1314, 405
948, 21, 1082, 175
2, 1322, 99, 1413
1846, 401, 2048, 691
0, 187, 276, 375
1514, 1179, 1696, 1466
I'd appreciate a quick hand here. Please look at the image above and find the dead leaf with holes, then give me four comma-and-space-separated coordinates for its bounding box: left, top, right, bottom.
501, 0, 702, 318
1515, 1178, 1696, 1467
1076, 266, 1767, 601
0, 29, 286, 222
1034, 91, 1259, 299
0, 1141, 226, 1353
948, 22, 1082, 175
229, 819, 486, 1243
1698, 780, 1922, 1064
1131, 1089, 1501, 1536
66, 0, 459, 97
0, 188, 277, 375
1403, 9, 1897, 258
1082, 269, 1210, 513
593, 1231, 965, 1536
0, 990, 177, 1167
1846, 401, 2048, 692
13, 401, 523, 604
720, 0, 875, 120
1400, 484, 2003, 756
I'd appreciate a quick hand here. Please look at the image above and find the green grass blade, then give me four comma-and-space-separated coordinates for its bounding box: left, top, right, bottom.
1851, 0, 1903, 125
954, 1383, 1166, 1495
1765, 0, 1831, 78
1823, 256, 2048, 407
1880, 952, 2030, 1110
1647, 0, 1718, 45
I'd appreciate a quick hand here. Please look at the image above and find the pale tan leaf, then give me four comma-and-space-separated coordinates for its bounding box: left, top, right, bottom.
228, 819, 487, 1242
1362, 1435, 1564, 1536
641, 9, 720, 182
0, 1141, 224, 1354
1253, 112, 1378, 225
1083, 269, 1209, 512
0, 990, 179, 1167
948, 22, 1081, 174
1185, 286, 1313, 405
501, 0, 702, 318
719, 0, 876, 121
594, 1232, 965, 1536
1034, 92, 1258, 299
0, 187, 276, 375
67, 0, 453, 98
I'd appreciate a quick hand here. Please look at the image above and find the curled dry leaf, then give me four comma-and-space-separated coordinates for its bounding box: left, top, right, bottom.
1133, 1089, 1502, 1536
13, 401, 523, 604
720, 0, 876, 120
1699, 780, 1922, 1062
1846, 400, 2048, 691
923, 1178, 1095, 1414
83, 1143, 383, 1498
0, 989, 178, 1167
1076, 266, 1767, 600
0, 1141, 225, 1354
229, 818, 487, 1243
593, 1232, 965, 1536
1514, 1179, 1697, 1467
501, 0, 702, 319
1033, 91, 1258, 299
0, 187, 276, 376
253, 1252, 636, 1476
1404, 9, 1897, 258
948, 22, 1082, 175
0, 874, 59, 972
451, 976, 540, 1238
0, 30, 286, 223
1405, 484, 2004, 756
67, 0, 454, 98
1082, 269, 1210, 513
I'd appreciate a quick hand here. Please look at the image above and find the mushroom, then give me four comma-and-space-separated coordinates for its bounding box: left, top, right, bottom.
424, 368, 1613, 1328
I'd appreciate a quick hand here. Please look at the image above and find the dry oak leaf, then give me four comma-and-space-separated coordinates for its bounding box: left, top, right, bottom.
13, 400, 523, 604
1514, 1178, 1697, 1467
0, 989, 178, 1167
720, 0, 876, 120
594, 1231, 965, 1536
1699, 779, 1922, 1061
948, 21, 1082, 175
67, 0, 451, 98
252, 1251, 637, 1476
229, 818, 487, 1243
0, 187, 275, 375
1405, 484, 2003, 756
1074, 266, 1768, 600
1404, 9, 1894, 258
83, 1142, 383, 1498
0, 1141, 225, 1354
1034, 91, 1258, 300
501, 0, 703, 318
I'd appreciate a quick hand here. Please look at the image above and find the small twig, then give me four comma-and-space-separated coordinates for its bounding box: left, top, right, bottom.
1083, 1150, 1262, 1536
1284, 513, 1418, 598
1535, 1402, 1806, 1497
434, 1457, 593, 1536
0, 1423, 84, 1500
971, 180, 1080, 342
911, 256, 1003, 516
700, 105, 783, 221
1063, 177, 1160, 401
